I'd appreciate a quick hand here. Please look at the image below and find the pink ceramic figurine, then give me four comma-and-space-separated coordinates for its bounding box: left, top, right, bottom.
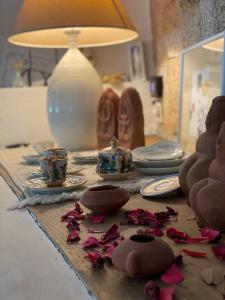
189, 122, 225, 231
179, 96, 225, 196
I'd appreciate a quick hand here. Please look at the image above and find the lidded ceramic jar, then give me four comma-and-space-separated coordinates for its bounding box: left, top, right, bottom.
96, 137, 134, 179
111, 234, 175, 278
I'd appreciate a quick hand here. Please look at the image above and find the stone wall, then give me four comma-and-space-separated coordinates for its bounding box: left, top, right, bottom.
150, 0, 225, 139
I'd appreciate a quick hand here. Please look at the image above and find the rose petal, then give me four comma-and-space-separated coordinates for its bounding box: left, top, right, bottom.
160, 263, 184, 284
61, 210, 85, 222
200, 228, 221, 243
212, 245, 225, 261
166, 206, 178, 216
66, 219, 80, 231
144, 281, 160, 300
87, 214, 106, 223
101, 224, 120, 243
67, 229, 80, 243
85, 251, 105, 268
74, 202, 83, 214
166, 227, 208, 244
82, 236, 102, 249
159, 287, 174, 300
182, 248, 207, 258
137, 228, 164, 237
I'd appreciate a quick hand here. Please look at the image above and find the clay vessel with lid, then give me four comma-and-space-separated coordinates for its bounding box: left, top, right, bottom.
179, 96, 225, 196
189, 122, 225, 231
80, 185, 130, 214
111, 234, 175, 278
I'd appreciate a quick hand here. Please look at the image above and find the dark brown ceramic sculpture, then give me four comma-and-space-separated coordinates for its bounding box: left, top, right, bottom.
179, 96, 225, 196
97, 88, 119, 149
118, 87, 145, 150
189, 122, 225, 231
80, 185, 130, 215
111, 234, 175, 278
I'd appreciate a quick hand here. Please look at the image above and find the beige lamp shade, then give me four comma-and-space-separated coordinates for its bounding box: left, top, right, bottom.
8, 0, 138, 48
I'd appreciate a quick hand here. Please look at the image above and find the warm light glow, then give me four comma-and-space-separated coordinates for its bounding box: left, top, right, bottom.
8, 0, 138, 48
9, 27, 138, 48
203, 38, 224, 52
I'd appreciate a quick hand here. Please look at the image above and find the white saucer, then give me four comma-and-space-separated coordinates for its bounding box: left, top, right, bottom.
23, 175, 87, 194
133, 141, 183, 161
140, 175, 180, 198
136, 165, 180, 175
134, 155, 187, 168
22, 154, 40, 164
73, 150, 98, 164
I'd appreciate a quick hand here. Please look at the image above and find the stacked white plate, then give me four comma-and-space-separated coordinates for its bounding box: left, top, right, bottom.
133, 141, 186, 175
73, 150, 98, 164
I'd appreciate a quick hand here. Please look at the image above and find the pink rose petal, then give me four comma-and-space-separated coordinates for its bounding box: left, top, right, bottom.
212, 244, 225, 261
200, 228, 221, 243
87, 214, 106, 223
61, 210, 85, 222
182, 248, 207, 258
101, 224, 120, 243
67, 229, 80, 243
85, 251, 105, 268
166, 206, 178, 216
160, 287, 174, 300
144, 280, 160, 300
82, 236, 102, 249
160, 263, 184, 284
166, 227, 208, 244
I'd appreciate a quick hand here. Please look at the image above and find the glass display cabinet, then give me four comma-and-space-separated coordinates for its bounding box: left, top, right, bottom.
178, 31, 225, 153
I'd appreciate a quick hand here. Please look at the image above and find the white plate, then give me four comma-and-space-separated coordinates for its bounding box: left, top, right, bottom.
28, 165, 84, 179
134, 155, 187, 168
136, 165, 180, 175
23, 175, 87, 194
140, 175, 180, 197
22, 154, 40, 164
133, 141, 183, 161
73, 150, 98, 164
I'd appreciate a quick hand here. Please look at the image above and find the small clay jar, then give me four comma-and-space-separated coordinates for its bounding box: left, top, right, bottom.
80, 185, 130, 214
111, 234, 175, 278
179, 96, 225, 196
189, 122, 225, 231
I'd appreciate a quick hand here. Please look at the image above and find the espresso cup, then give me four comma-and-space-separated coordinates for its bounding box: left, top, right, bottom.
39, 156, 68, 187
42, 148, 67, 158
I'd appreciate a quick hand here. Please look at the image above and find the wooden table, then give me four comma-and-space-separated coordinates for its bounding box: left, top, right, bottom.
1, 147, 225, 300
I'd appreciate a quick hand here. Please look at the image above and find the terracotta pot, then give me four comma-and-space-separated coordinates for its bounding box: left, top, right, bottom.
80, 185, 130, 214
179, 96, 225, 196
111, 234, 175, 278
189, 122, 225, 231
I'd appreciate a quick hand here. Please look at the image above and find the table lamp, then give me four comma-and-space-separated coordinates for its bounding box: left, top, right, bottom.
8, 0, 138, 150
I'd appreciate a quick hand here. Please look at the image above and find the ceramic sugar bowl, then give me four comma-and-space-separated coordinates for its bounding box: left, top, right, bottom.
111, 234, 175, 278
96, 137, 134, 180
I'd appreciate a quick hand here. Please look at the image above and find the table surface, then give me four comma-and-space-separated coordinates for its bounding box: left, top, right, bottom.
1, 146, 225, 300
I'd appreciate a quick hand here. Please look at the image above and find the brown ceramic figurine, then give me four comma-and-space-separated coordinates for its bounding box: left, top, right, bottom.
80, 185, 130, 215
111, 234, 175, 278
179, 96, 225, 196
118, 87, 145, 150
189, 122, 225, 231
97, 88, 119, 149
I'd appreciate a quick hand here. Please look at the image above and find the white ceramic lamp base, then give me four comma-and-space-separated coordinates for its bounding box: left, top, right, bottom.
48, 33, 102, 150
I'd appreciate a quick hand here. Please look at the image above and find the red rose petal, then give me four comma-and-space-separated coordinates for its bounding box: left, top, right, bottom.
73, 202, 83, 214
182, 248, 207, 258
212, 244, 225, 261
166, 206, 178, 216
200, 228, 221, 243
160, 263, 184, 284
85, 251, 105, 268
137, 228, 164, 237
82, 236, 102, 249
166, 227, 208, 244
66, 219, 80, 231
144, 280, 160, 300
101, 224, 120, 244
159, 287, 174, 300
61, 210, 85, 222
67, 229, 80, 243
87, 214, 106, 223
